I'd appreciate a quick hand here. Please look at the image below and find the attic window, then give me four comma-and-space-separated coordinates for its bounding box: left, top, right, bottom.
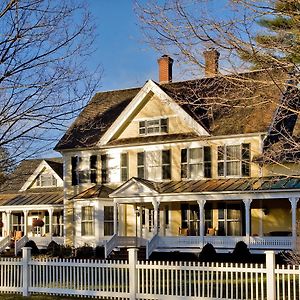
36, 174, 57, 187
139, 118, 168, 135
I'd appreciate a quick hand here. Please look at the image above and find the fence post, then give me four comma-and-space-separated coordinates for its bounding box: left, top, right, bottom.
22, 247, 31, 297
265, 250, 276, 300
128, 248, 138, 300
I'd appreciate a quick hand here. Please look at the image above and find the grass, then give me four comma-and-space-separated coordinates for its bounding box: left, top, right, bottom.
0, 295, 81, 300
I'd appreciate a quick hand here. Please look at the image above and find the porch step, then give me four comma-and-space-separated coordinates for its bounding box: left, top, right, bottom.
108, 246, 146, 261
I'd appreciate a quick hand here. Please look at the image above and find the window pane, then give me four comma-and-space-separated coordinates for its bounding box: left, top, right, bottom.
138, 166, 145, 179
189, 148, 202, 163
162, 165, 171, 179
181, 164, 187, 179
121, 153, 128, 167
227, 145, 241, 160
90, 155, 97, 169
137, 152, 144, 166
104, 206, 113, 220
162, 150, 171, 164
218, 162, 224, 176
181, 149, 187, 163
189, 164, 201, 179
227, 161, 240, 176
218, 146, 225, 160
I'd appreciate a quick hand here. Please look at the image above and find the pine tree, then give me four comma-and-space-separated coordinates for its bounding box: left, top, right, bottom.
240, 0, 300, 67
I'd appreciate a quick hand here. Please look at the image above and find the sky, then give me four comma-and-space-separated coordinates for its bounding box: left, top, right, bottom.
88, 1, 159, 92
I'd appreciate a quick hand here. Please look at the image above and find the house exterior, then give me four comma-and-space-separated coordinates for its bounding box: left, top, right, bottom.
0, 158, 64, 249
52, 50, 300, 257
1, 50, 300, 257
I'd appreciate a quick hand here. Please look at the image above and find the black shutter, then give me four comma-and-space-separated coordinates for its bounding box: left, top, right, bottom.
181, 149, 188, 179
71, 156, 78, 186
242, 143, 251, 176
162, 149, 171, 180
204, 146, 212, 178
90, 155, 97, 183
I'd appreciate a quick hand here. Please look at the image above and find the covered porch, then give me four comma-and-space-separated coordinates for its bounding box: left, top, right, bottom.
107, 177, 300, 257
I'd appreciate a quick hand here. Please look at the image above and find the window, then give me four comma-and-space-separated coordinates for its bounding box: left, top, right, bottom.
120, 153, 129, 181
217, 203, 242, 236
137, 152, 145, 179
72, 156, 97, 185
137, 150, 172, 180
90, 155, 97, 184
81, 206, 94, 236
181, 147, 211, 179
181, 204, 199, 236
139, 118, 168, 135
218, 144, 251, 177
104, 206, 114, 236
101, 154, 108, 183
36, 173, 57, 187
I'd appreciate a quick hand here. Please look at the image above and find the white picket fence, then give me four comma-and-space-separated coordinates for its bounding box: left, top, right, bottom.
0, 248, 299, 299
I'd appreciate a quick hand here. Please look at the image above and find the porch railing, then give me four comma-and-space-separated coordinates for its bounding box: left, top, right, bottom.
154, 235, 293, 251
105, 235, 148, 258
0, 236, 10, 253
15, 235, 28, 256
105, 234, 118, 258
146, 234, 159, 259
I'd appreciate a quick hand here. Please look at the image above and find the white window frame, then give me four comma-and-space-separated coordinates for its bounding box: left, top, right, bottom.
139, 118, 168, 136
36, 173, 57, 187
181, 147, 204, 179
81, 206, 95, 237
217, 144, 250, 177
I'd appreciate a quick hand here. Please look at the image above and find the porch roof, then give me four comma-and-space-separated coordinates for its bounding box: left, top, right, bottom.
72, 184, 115, 200
0, 190, 63, 206
112, 176, 300, 197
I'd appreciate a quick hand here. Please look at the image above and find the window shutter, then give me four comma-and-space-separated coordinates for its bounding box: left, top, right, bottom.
204, 146, 212, 178
241, 143, 251, 176
90, 155, 97, 184
71, 156, 78, 186
181, 149, 188, 179
162, 149, 171, 180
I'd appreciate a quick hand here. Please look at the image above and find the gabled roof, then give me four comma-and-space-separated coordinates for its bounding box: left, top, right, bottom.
55, 68, 290, 151
0, 158, 63, 193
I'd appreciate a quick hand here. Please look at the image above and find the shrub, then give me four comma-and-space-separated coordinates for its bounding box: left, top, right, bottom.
47, 240, 60, 256
232, 241, 251, 262
199, 243, 217, 262
24, 240, 39, 255
75, 246, 94, 259
95, 246, 105, 259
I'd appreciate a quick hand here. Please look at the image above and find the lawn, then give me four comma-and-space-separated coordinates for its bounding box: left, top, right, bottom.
0, 295, 80, 300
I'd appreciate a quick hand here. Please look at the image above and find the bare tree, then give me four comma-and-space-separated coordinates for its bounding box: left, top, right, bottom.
0, 0, 101, 171
135, 0, 300, 170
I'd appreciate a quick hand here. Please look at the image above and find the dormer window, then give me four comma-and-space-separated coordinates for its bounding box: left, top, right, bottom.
139, 118, 168, 135
36, 174, 57, 187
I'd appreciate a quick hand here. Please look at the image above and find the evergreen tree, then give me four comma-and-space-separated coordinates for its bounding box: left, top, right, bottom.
240, 0, 300, 67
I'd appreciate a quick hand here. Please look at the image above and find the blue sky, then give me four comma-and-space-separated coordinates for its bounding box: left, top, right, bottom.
88, 1, 158, 91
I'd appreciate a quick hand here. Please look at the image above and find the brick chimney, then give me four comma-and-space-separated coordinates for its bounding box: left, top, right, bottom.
158, 55, 173, 83
203, 48, 220, 77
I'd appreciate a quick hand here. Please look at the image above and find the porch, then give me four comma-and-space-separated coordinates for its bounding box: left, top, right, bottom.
108, 177, 300, 257
0, 207, 64, 251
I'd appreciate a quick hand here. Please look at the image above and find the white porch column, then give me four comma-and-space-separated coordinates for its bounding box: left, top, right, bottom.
23, 210, 28, 236
197, 199, 206, 238
152, 200, 160, 235
243, 199, 252, 240
6, 210, 11, 237
289, 197, 299, 249
48, 208, 54, 239
113, 202, 118, 235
